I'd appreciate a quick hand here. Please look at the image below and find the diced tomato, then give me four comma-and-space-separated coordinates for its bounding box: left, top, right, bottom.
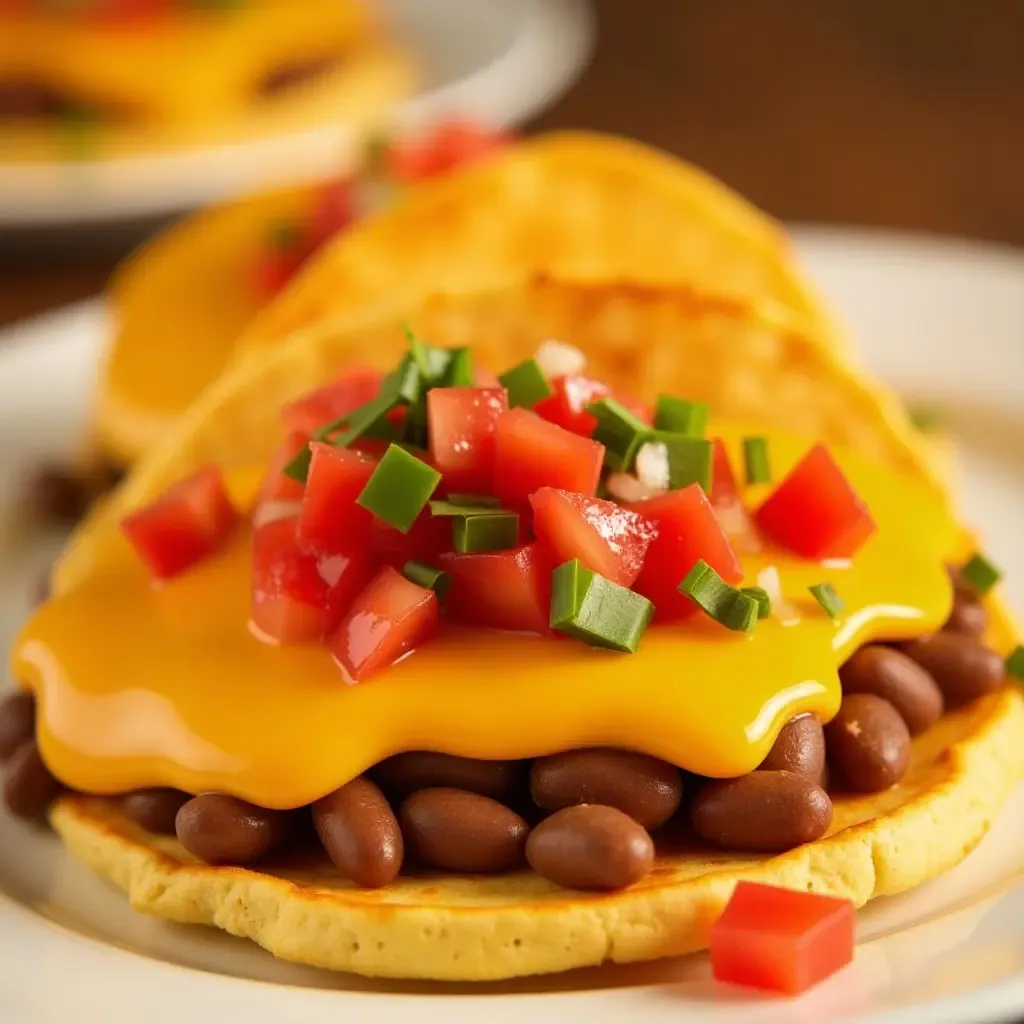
121, 465, 237, 580
439, 543, 552, 634
629, 484, 742, 621
710, 439, 739, 506
253, 244, 305, 301
534, 375, 652, 437
707, 438, 762, 554
493, 409, 604, 505
281, 367, 383, 436
474, 366, 502, 389
710, 882, 855, 994
250, 517, 374, 644
384, 138, 445, 183
530, 487, 656, 587
257, 430, 309, 506
297, 443, 378, 556
427, 387, 509, 494
370, 509, 450, 567
308, 178, 354, 251
755, 444, 877, 559
385, 120, 509, 183
326, 565, 439, 683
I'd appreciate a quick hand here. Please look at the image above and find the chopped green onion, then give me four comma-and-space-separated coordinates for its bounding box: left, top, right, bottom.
437, 348, 474, 388
385, 353, 423, 405
403, 560, 451, 598
445, 493, 501, 508
451, 511, 519, 553
401, 325, 472, 387
721, 591, 759, 633
959, 552, 1002, 596
743, 436, 771, 485
403, 324, 433, 378
741, 586, 771, 619
809, 583, 845, 618
550, 559, 654, 653
654, 395, 708, 437
587, 397, 651, 472
1005, 645, 1024, 682
356, 444, 441, 533
678, 560, 736, 620
498, 358, 553, 408
402, 398, 429, 449
652, 433, 713, 491
429, 499, 505, 517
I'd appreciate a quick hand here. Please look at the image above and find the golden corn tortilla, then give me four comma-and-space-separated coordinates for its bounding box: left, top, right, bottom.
50, 684, 1024, 981
47, 280, 1024, 980
95, 131, 839, 466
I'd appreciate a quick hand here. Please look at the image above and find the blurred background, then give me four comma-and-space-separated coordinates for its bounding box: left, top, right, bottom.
2, 0, 1023, 328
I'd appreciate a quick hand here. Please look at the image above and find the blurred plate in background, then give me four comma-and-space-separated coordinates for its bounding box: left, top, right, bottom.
0, 0, 593, 229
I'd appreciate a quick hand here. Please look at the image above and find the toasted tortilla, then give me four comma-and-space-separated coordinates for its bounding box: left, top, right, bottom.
95, 132, 839, 464
47, 280, 1024, 980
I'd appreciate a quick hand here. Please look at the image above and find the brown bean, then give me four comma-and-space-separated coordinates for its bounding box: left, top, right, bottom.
0, 691, 36, 761
371, 752, 525, 801
175, 794, 291, 865
24, 466, 91, 523
756, 715, 826, 779
526, 804, 653, 890
691, 771, 832, 851
902, 632, 1005, 708
530, 748, 683, 829
944, 590, 988, 637
313, 777, 403, 888
3, 741, 62, 820
825, 694, 911, 792
121, 789, 190, 835
399, 788, 528, 873
840, 645, 944, 734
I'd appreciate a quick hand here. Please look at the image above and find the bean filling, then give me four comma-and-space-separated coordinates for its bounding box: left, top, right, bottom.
1, 559, 1011, 890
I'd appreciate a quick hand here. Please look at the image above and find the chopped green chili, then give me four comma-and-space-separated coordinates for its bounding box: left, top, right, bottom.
721, 591, 759, 633
809, 583, 845, 618
429, 499, 506, 517
743, 436, 771, 485
451, 511, 519, 553
550, 559, 654, 653
356, 444, 441, 533
740, 586, 772, 619
587, 397, 651, 472
678, 559, 759, 632
403, 560, 452, 598
498, 358, 554, 408
959, 552, 1002, 596
654, 395, 708, 437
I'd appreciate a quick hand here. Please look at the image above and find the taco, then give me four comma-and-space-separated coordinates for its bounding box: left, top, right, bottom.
6, 280, 1022, 983
95, 131, 838, 468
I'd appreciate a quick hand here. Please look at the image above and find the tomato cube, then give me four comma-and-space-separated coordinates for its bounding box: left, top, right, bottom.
297, 443, 378, 555
257, 430, 309, 507
431, 120, 510, 171
629, 484, 742, 621
427, 386, 509, 494
708, 438, 762, 554
327, 565, 439, 683
281, 367, 383, 436
493, 409, 604, 505
121, 465, 237, 580
308, 178, 354, 251
370, 508, 451, 567
439, 543, 553, 634
530, 487, 657, 587
535, 376, 652, 437
250, 517, 374, 644
709, 438, 739, 506
755, 444, 877, 559
710, 882, 855, 994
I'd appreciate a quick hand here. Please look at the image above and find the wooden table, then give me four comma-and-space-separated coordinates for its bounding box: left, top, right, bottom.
3, 0, 1023, 328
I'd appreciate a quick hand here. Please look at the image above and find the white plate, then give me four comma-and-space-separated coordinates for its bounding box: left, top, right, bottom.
0, 0, 593, 227
0, 228, 1022, 1023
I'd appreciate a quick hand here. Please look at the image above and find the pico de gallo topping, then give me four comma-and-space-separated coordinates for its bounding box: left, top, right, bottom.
119, 333, 883, 682
253, 120, 511, 301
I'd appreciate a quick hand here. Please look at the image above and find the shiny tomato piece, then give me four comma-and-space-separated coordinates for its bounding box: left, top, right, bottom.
308, 178, 354, 250
629, 484, 742, 621
431, 120, 509, 170
327, 565, 439, 683
370, 508, 451, 567
534, 375, 610, 435
257, 430, 309, 506
250, 517, 373, 644
710, 882, 855, 994
427, 386, 509, 494
708, 438, 762, 553
493, 408, 604, 505
439, 543, 552, 633
755, 444, 877, 559
121, 465, 237, 580
253, 244, 305, 301
474, 366, 502, 389
297, 443, 378, 555
709, 439, 739, 505
530, 487, 657, 587
281, 367, 383, 436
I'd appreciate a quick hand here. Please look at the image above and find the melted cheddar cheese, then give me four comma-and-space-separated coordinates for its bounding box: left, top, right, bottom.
11, 426, 957, 810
